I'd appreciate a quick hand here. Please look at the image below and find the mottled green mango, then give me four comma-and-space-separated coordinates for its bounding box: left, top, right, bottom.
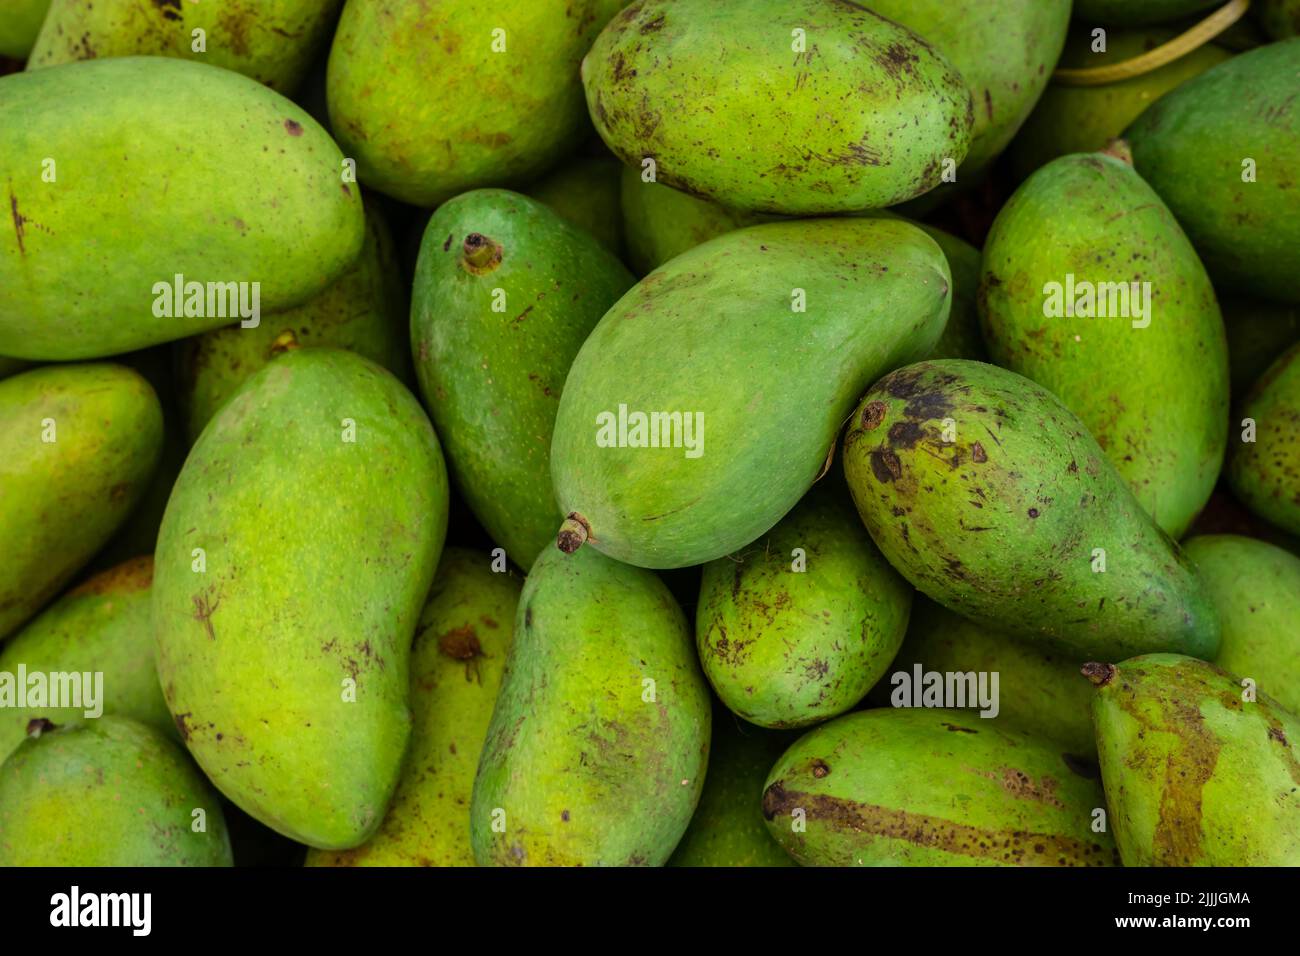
583, 0, 973, 215
0, 0, 49, 59
697, 484, 912, 728
0, 57, 364, 360
1126, 40, 1300, 303
307, 548, 520, 867
177, 198, 407, 443
761, 708, 1118, 866
1010, 27, 1231, 181
669, 707, 796, 867
551, 217, 951, 570
28, 0, 342, 93
154, 348, 448, 849
980, 149, 1227, 537
0, 364, 162, 641
471, 546, 710, 866
1073, 0, 1222, 25
0, 557, 172, 763
412, 190, 633, 570
1260, 0, 1300, 38
0, 716, 232, 866
1089, 653, 1300, 865
526, 155, 625, 256
327, 0, 625, 206
1222, 297, 1300, 401
1229, 343, 1300, 535
843, 360, 1220, 661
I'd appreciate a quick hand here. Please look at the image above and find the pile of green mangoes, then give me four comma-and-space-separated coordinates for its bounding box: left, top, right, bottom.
0, 0, 1298, 868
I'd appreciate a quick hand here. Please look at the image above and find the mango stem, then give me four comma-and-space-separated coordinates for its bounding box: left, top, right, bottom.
556, 513, 590, 554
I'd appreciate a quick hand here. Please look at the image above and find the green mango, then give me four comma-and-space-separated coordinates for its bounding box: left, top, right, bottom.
1222, 297, 1300, 401
153, 348, 449, 849
1088, 653, 1300, 865
526, 155, 626, 257
979, 149, 1227, 538
0, 56, 364, 360
471, 545, 710, 866
1125, 40, 1300, 303
1072, 0, 1222, 25
0, 363, 162, 641
0, 0, 49, 59
27, 0, 342, 93
761, 708, 1119, 866
0, 557, 172, 764
550, 217, 952, 570
1229, 342, 1300, 536
326, 0, 625, 207
891, 597, 1097, 759
697, 484, 912, 729
668, 707, 796, 867
412, 190, 634, 570
919, 225, 986, 362
0, 716, 232, 866
1009, 27, 1232, 181
307, 547, 521, 867
842, 360, 1220, 661
1259, 0, 1300, 38
177, 197, 408, 444
582, 0, 974, 215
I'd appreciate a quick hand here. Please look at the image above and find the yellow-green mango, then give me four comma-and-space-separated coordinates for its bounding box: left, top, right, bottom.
27, 0, 342, 93
153, 348, 449, 849
0, 716, 232, 866
0, 56, 365, 360
1222, 297, 1300, 401
842, 360, 1220, 661
307, 547, 520, 867
0, 363, 162, 641
0, 0, 49, 59
526, 154, 625, 257
980, 148, 1227, 537
326, 0, 626, 207
1088, 653, 1300, 865
1229, 342, 1300, 535
550, 217, 952, 570
761, 708, 1118, 866
1260, 0, 1300, 38
471, 545, 710, 866
583, 0, 974, 215
1073, 0, 1222, 25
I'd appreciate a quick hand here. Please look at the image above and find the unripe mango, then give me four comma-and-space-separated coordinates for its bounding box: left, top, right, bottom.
1229, 342, 1300, 536
1222, 297, 1300, 401
0, 0, 49, 59
526, 155, 626, 257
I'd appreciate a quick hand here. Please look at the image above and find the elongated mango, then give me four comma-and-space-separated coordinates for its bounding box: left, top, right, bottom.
1228, 342, 1300, 536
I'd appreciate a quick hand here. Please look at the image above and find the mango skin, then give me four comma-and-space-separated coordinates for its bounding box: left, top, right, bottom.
0, 716, 232, 866
980, 151, 1228, 538
1125, 40, 1300, 303
1072, 0, 1221, 25
1222, 297, 1300, 401
583, 0, 974, 215
27, 0, 342, 93
0, 56, 365, 360
526, 155, 626, 257
0, 557, 172, 764
0, 363, 163, 641
471, 545, 711, 866
918, 225, 986, 362
551, 217, 952, 570
412, 190, 634, 570
1229, 343, 1300, 535
327, 0, 625, 207
697, 485, 912, 729
176, 197, 408, 444
1090, 653, 1300, 866
0, 0, 49, 59
153, 348, 449, 850
761, 708, 1119, 866
307, 548, 521, 867
842, 360, 1221, 662
1260, 0, 1300, 38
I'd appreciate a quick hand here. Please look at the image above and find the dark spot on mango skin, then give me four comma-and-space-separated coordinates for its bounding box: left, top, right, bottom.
26, 717, 56, 738
861, 400, 887, 430
173, 712, 192, 742
870, 448, 902, 483
152, 0, 182, 22
284, 119, 303, 136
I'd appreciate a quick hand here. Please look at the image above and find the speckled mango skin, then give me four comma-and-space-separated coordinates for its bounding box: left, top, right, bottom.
583, 0, 973, 215
980, 151, 1227, 538
326, 0, 626, 207
413, 190, 634, 570
0, 557, 172, 764
307, 548, 520, 867
1091, 653, 1300, 866
0, 363, 162, 641
153, 348, 449, 849
842, 360, 1221, 661
470, 545, 711, 866
551, 217, 951, 570
1125, 40, 1300, 303
1072, 0, 1221, 25
696, 484, 912, 729
0, 0, 49, 59
177, 198, 408, 444
761, 708, 1118, 867
1229, 343, 1300, 536
27, 0, 342, 93
0, 716, 232, 866
526, 155, 626, 257
0, 57, 364, 360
